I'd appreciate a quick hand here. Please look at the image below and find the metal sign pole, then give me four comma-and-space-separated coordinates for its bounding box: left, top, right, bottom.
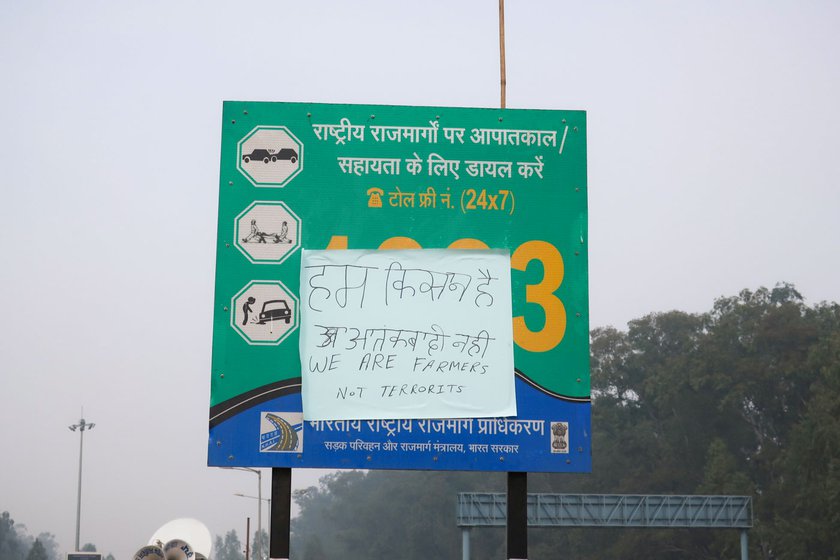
499, 0, 507, 109
269, 468, 292, 560
507, 472, 528, 559
500, 1, 527, 558
741, 530, 749, 560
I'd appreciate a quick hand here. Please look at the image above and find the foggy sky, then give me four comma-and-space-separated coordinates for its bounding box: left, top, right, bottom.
1, 1, 839, 559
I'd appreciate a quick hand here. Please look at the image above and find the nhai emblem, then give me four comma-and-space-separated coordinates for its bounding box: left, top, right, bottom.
260, 412, 303, 452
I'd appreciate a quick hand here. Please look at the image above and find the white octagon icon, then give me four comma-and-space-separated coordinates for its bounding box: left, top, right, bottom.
231, 280, 299, 346
237, 126, 303, 187
234, 201, 302, 265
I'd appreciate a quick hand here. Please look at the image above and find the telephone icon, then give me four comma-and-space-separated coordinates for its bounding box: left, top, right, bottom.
367, 187, 384, 208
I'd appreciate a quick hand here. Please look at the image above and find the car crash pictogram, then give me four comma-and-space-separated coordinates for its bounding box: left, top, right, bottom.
237, 126, 303, 187
231, 280, 299, 345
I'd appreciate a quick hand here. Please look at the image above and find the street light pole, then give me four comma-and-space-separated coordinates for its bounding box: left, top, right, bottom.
224, 468, 263, 560
68, 416, 95, 551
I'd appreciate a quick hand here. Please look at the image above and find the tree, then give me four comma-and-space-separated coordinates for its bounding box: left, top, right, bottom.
291, 470, 505, 560
251, 528, 268, 560
772, 330, 840, 558
25, 539, 48, 560
213, 531, 244, 560
81, 543, 97, 552
1, 511, 26, 560
302, 535, 327, 560
34, 533, 59, 560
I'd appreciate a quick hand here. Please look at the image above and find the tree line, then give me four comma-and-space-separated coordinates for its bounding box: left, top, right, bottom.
289, 284, 840, 559
0, 511, 113, 560
212, 529, 268, 560
0, 512, 263, 560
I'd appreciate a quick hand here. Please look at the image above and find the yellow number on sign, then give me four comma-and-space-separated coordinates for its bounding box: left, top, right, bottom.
325, 235, 348, 250
511, 240, 566, 352
378, 236, 422, 250
448, 238, 490, 250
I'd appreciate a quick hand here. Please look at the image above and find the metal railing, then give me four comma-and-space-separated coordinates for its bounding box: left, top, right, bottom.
456, 493, 752, 560
457, 493, 752, 528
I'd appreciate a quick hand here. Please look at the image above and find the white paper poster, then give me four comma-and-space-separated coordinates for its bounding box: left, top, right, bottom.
299, 249, 516, 420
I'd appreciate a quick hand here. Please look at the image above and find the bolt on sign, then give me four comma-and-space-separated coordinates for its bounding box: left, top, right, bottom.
209, 102, 590, 472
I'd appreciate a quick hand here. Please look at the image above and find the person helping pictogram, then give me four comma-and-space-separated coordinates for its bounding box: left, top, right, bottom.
241, 219, 293, 244
278, 221, 291, 243
242, 219, 260, 243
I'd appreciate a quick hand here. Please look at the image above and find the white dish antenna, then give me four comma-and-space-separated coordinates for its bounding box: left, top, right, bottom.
148, 519, 212, 559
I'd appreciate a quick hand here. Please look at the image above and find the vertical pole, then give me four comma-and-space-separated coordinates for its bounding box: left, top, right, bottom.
75, 426, 83, 551
257, 470, 262, 560
461, 527, 471, 560
499, 0, 507, 109
269, 468, 292, 560
500, 2, 521, 554
507, 472, 528, 560
740, 530, 749, 560
245, 517, 250, 560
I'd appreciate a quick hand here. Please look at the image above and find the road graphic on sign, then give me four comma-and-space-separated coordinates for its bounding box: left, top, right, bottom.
260, 412, 303, 452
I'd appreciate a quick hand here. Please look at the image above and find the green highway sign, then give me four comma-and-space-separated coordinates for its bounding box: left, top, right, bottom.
209, 101, 590, 472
